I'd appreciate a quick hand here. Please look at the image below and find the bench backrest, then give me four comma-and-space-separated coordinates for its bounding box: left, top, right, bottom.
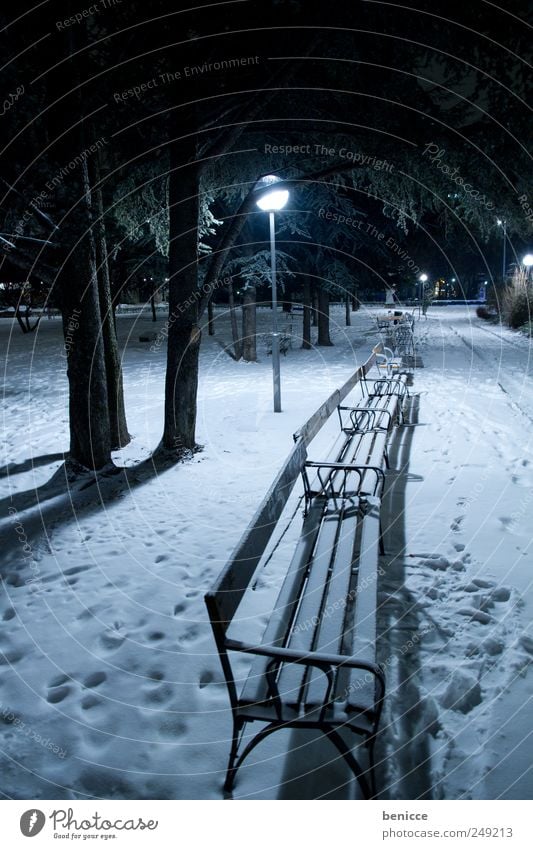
205, 348, 379, 640
294, 349, 378, 446
205, 438, 307, 637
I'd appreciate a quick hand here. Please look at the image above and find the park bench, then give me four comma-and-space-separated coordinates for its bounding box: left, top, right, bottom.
301, 366, 408, 545
205, 346, 407, 799
205, 484, 385, 799
261, 307, 300, 355
376, 312, 416, 362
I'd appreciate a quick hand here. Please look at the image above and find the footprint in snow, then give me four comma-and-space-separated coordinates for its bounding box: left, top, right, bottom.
0, 649, 23, 665
499, 516, 514, 529
48, 673, 71, 688
46, 685, 71, 704
81, 694, 103, 710
458, 608, 493, 625
143, 684, 173, 704
490, 587, 511, 602
472, 578, 494, 589
177, 625, 201, 645
199, 670, 214, 689
146, 669, 165, 681
100, 629, 127, 651
147, 631, 165, 642
83, 671, 107, 689
76, 605, 100, 621
519, 635, 533, 655
158, 717, 188, 738
63, 565, 90, 577
450, 515, 465, 532
2, 608, 16, 621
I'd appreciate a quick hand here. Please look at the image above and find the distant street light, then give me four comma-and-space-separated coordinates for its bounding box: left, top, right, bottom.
497, 219, 507, 281
255, 175, 290, 413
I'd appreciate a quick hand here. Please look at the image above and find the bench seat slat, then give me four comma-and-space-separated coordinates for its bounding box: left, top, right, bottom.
238, 500, 325, 707
277, 512, 341, 707
345, 497, 381, 713
329, 432, 374, 493
304, 501, 360, 708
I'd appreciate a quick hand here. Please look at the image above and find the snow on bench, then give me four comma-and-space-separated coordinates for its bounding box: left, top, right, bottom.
204, 345, 406, 798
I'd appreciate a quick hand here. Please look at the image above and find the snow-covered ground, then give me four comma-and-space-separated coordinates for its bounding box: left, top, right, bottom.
0, 304, 532, 800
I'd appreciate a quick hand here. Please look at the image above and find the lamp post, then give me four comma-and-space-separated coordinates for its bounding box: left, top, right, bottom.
497, 219, 507, 282
418, 273, 428, 318
255, 175, 289, 412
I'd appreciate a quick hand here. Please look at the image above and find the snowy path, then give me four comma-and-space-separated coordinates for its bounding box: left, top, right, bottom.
0, 305, 532, 800
381, 308, 533, 800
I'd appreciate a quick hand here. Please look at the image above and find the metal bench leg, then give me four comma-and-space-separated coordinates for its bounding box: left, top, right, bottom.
325, 728, 372, 799
224, 717, 245, 794
366, 733, 379, 798
224, 721, 285, 794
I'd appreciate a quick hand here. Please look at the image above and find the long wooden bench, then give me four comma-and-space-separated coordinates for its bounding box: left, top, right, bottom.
205, 490, 385, 798
205, 346, 408, 799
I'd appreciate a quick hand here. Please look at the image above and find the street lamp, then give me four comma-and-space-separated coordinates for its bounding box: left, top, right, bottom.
497, 219, 507, 281
418, 273, 428, 318
255, 175, 289, 412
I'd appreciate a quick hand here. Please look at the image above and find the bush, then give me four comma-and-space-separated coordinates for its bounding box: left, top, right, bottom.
519, 321, 533, 338
476, 305, 496, 321
502, 269, 533, 329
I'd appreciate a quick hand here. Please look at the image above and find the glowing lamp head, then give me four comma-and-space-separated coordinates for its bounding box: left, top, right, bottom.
255, 174, 289, 211
419, 274, 428, 282
523, 254, 533, 268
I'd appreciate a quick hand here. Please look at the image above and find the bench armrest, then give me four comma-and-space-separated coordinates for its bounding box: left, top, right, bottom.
302, 461, 385, 504
337, 405, 392, 433
227, 639, 385, 720
226, 639, 384, 679
304, 460, 385, 482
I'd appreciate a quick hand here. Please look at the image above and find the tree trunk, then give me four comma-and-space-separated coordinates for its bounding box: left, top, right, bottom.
93, 162, 130, 450
150, 285, 157, 322
228, 281, 242, 360
311, 288, 318, 326
15, 309, 29, 334
207, 296, 215, 335
242, 284, 257, 362
317, 287, 333, 346
61, 159, 111, 470
345, 295, 351, 326
302, 279, 312, 349
162, 137, 202, 454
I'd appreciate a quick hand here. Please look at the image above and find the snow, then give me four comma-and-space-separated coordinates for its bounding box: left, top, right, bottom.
0, 304, 532, 800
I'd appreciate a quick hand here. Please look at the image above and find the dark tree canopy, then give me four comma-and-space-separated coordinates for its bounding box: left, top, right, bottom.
0, 0, 530, 465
